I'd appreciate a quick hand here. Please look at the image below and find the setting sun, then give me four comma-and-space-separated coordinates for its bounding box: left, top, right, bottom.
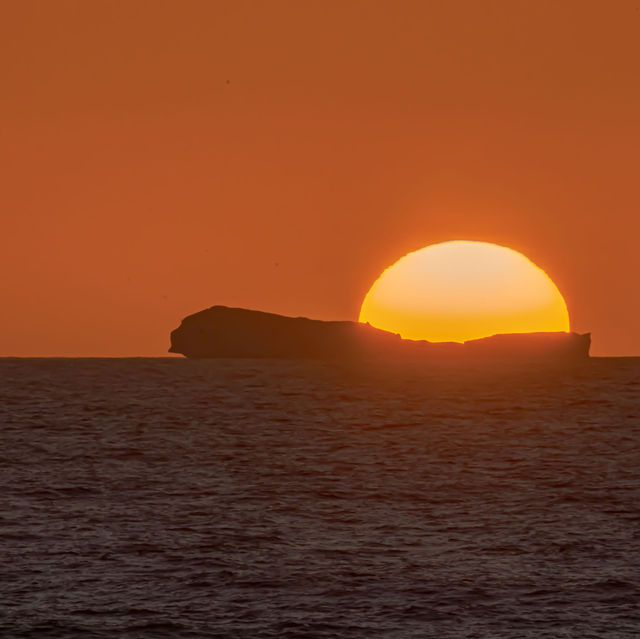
359, 241, 570, 343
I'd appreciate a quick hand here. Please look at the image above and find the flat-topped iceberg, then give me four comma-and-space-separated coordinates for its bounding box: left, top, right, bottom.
169, 306, 591, 362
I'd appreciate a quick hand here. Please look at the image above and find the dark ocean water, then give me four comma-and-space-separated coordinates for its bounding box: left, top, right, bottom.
1, 357, 639, 638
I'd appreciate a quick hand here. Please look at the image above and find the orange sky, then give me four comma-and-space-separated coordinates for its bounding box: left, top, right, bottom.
2, 0, 639, 356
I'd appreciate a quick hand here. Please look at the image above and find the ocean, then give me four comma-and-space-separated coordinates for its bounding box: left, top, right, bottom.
1, 357, 639, 638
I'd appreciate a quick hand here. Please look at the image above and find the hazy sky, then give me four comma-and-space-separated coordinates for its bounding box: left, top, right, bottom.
2, 0, 639, 356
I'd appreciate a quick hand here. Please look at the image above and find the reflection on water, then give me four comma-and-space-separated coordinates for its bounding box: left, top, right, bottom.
1, 358, 639, 638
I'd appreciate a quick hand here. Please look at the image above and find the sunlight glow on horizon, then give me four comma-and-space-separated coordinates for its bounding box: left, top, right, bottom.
359, 241, 570, 343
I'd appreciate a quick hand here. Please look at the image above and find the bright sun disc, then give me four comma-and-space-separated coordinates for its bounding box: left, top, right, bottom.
359, 241, 570, 343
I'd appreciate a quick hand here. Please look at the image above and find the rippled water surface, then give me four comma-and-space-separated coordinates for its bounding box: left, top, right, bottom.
1, 357, 639, 638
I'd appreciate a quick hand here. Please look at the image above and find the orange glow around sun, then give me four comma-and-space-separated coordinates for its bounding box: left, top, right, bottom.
359, 241, 570, 343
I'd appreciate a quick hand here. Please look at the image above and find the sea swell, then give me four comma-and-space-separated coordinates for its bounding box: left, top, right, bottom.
1, 357, 639, 638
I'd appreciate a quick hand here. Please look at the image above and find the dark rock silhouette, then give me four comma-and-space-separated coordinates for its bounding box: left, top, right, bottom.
169, 306, 591, 362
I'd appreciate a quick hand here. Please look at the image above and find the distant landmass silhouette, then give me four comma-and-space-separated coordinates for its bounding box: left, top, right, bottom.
169, 306, 591, 362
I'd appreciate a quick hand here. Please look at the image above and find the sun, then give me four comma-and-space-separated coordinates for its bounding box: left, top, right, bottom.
359, 241, 570, 343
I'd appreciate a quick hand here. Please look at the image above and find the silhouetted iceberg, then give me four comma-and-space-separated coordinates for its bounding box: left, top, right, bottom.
169, 306, 591, 362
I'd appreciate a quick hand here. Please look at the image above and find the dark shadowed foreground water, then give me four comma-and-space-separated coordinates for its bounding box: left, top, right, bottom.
1, 358, 639, 638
